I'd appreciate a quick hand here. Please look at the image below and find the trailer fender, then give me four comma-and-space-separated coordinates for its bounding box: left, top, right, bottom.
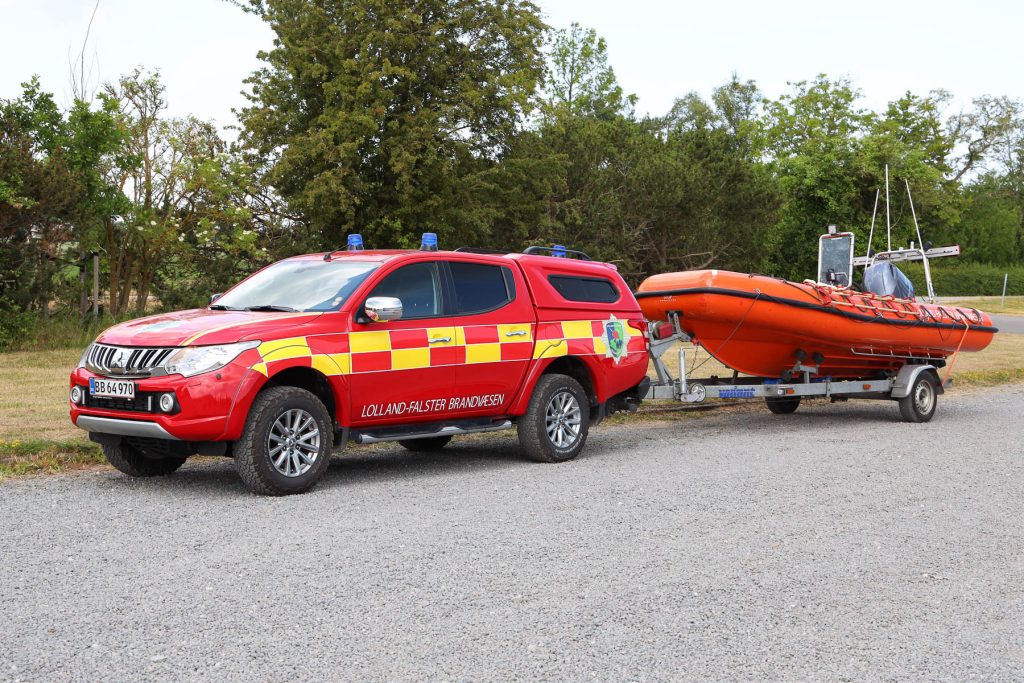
891, 365, 944, 399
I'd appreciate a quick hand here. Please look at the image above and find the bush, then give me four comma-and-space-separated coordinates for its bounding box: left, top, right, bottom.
0, 308, 38, 351
900, 262, 1024, 297
0, 312, 134, 353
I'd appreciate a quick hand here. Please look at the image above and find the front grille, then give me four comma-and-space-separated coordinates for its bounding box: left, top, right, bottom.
85, 344, 175, 378
83, 391, 160, 413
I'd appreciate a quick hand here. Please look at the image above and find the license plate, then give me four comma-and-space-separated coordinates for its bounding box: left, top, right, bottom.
89, 377, 136, 399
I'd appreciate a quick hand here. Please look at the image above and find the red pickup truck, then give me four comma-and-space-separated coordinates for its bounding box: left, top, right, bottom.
70, 240, 650, 495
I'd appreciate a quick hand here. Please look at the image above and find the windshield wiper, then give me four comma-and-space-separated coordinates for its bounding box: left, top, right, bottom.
244, 305, 299, 312
208, 304, 241, 311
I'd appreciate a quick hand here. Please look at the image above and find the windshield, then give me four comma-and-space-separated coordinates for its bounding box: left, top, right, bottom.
214, 259, 378, 312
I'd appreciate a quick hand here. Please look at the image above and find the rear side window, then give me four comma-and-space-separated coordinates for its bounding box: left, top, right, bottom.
450, 262, 514, 314
548, 275, 619, 303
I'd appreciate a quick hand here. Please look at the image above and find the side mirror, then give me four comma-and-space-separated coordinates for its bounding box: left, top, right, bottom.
210, 293, 223, 304
364, 296, 403, 322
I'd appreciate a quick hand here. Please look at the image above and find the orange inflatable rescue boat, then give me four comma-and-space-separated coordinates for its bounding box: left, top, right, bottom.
635, 269, 997, 380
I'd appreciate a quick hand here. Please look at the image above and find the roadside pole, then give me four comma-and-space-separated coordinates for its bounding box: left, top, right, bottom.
92, 252, 100, 318
1002, 273, 1008, 308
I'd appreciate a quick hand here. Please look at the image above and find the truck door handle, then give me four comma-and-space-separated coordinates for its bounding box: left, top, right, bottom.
428, 336, 452, 343
505, 330, 528, 337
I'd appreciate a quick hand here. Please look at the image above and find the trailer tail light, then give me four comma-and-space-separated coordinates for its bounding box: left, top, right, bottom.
652, 322, 674, 340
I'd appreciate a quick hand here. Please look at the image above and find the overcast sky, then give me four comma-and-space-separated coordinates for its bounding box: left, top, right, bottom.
2, 0, 1022, 132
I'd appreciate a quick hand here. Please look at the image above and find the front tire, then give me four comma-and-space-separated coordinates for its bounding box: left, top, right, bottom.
898, 373, 938, 423
518, 374, 590, 463
234, 386, 334, 495
102, 440, 186, 477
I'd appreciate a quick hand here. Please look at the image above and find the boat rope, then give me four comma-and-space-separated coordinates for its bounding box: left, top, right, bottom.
942, 318, 971, 387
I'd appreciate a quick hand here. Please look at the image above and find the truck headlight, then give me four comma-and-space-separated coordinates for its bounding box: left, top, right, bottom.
162, 341, 261, 378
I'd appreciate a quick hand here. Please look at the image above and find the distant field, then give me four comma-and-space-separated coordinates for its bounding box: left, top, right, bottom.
0, 348, 82, 442
945, 296, 1024, 315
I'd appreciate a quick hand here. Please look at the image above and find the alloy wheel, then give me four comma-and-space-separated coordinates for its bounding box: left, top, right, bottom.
545, 390, 582, 449
267, 408, 320, 477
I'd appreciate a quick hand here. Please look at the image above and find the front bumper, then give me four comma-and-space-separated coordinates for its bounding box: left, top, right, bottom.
75, 415, 180, 440
69, 359, 256, 442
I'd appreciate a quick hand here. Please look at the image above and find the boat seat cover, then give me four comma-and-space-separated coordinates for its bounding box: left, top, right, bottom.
864, 261, 915, 299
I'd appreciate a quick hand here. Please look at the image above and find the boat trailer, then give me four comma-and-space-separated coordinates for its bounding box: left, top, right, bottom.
642, 312, 949, 423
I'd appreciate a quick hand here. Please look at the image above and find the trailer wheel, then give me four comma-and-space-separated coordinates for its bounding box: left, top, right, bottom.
102, 440, 186, 477
518, 374, 590, 463
765, 396, 801, 414
234, 386, 334, 495
898, 373, 938, 423
399, 436, 452, 452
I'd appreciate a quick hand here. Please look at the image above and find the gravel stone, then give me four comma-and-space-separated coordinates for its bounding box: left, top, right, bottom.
2, 386, 1023, 681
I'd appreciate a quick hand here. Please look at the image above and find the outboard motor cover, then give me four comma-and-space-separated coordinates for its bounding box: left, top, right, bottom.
864, 261, 916, 299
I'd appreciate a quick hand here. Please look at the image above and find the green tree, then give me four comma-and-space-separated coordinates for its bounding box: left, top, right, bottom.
0, 78, 123, 317
102, 69, 267, 314
235, 0, 546, 249
541, 22, 634, 120
957, 179, 1021, 265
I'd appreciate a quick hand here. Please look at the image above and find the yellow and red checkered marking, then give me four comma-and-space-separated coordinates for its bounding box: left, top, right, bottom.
249, 319, 640, 376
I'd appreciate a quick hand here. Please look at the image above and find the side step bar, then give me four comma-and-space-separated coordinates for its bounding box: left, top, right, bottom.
352, 419, 514, 445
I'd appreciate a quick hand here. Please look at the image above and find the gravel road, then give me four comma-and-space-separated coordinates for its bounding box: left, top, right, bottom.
3, 387, 1023, 682
991, 314, 1024, 334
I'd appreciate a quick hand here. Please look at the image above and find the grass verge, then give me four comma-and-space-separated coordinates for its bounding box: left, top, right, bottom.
0, 438, 104, 480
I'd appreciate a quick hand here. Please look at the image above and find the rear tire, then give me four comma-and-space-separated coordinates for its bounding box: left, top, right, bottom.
398, 436, 452, 452
518, 374, 590, 463
765, 396, 801, 414
234, 386, 334, 496
102, 440, 186, 477
898, 373, 938, 423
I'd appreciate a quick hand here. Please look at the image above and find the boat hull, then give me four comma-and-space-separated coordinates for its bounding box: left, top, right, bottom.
636, 270, 997, 379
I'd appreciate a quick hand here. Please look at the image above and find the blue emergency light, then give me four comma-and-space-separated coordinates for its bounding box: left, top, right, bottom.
347, 234, 364, 251
552, 244, 567, 258
421, 232, 438, 251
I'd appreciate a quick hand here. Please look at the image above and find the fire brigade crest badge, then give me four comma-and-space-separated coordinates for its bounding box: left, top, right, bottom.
604, 315, 628, 363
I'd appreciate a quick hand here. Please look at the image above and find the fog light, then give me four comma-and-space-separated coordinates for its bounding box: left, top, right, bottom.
158, 393, 176, 413
70, 385, 83, 404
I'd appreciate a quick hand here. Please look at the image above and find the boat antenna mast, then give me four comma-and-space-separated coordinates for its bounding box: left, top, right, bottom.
864, 188, 880, 259
854, 170, 962, 302
904, 179, 936, 300
885, 164, 892, 252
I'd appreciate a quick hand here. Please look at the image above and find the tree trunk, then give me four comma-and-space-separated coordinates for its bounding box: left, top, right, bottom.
79, 248, 88, 317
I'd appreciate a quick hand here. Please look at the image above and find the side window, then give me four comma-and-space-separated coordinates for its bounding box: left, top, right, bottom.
368, 262, 442, 318
449, 262, 514, 315
548, 275, 620, 303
